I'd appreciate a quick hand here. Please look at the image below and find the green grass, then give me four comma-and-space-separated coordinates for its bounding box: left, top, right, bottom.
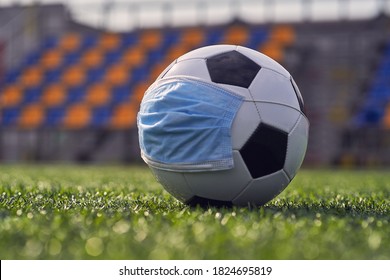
0, 165, 389, 259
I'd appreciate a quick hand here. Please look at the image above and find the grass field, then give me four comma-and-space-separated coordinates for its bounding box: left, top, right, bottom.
0, 164, 389, 260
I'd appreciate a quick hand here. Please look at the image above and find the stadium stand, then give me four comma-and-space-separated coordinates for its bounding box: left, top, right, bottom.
353, 38, 390, 127
0, 23, 274, 130
1, 4, 390, 165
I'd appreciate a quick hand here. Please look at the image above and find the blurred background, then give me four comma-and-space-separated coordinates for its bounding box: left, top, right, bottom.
0, 0, 390, 167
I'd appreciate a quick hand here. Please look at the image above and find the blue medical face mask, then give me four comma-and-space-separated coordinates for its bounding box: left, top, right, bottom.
137, 77, 244, 172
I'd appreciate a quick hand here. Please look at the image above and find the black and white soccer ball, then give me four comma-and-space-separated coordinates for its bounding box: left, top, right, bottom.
140, 45, 309, 207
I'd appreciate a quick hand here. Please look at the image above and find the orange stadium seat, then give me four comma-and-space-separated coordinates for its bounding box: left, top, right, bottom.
132, 81, 150, 105
42, 84, 66, 107
111, 102, 137, 129
98, 33, 121, 51
260, 41, 284, 62
0, 85, 23, 107
58, 33, 82, 52
40, 49, 63, 70
85, 83, 111, 107
81, 48, 104, 68
105, 64, 129, 86
122, 47, 145, 66
20, 66, 43, 88
139, 30, 162, 50
181, 28, 204, 47
63, 103, 91, 129
384, 104, 390, 129
61, 65, 86, 87
223, 25, 249, 45
18, 103, 44, 128
270, 25, 295, 45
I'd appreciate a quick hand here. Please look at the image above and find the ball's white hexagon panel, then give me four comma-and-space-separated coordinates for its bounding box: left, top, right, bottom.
231, 101, 261, 150
232, 169, 290, 206
162, 58, 211, 81
184, 151, 252, 201
284, 114, 309, 180
178, 45, 237, 62
236, 46, 290, 78
150, 167, 194, 202
256, 102, 301, 133
249, 68, 300, 110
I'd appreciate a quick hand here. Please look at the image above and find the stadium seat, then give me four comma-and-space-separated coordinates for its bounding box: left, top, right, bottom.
139, 30, 162, 50
23, 86, 43, 104
58, 33, 82, 53
1, 107, 21, 126
63, 103, 91, 129
271, 25, 295, 45
105, 63, 130, 86
181, 28, 204, 47
42, 83, 66, 107
81, 48, 105, 68
98, 33, 121, 51
85, 82, 111, 107
40, 49, 63, 70
110, 102, 136, 129
86, 66, 106, 84
44, 68, 62, 84
19, 103, 44, 128
122, 47, 145, 67
223, 25, 249, 46
45, 106, 65, 126
112, 84, 131, 105
20, 66, 43, 88
1, 85, 22, 107
41, 36, 59, 50
247, 28, 268, 49
67, 85, 86, 104
205, 28, 224, 45
91, 106, 112, 127
356, 38, 390, 127
61, 65, 86, 87
384, 104, 390, 128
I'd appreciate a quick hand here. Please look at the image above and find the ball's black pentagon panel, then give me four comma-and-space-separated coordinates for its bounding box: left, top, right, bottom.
240, 123, 288, 178
206, 50, 261, 88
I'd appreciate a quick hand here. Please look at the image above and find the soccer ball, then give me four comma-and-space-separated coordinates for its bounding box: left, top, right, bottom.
137, 45, 309, 207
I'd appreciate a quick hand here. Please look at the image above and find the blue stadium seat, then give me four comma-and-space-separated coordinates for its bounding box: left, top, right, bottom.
44, 68, 62, 84
356, 38, 390, 126
79, 35, 98, 51
66, 85, 86, 104
131, 65, 150, 83
45, 106, 65, 126
112, 84, 131, 104
86, 67, 106, 84
205, 29, 224, 45
121, 33, 138, 49
247, 28, 269, 49
63, 51, 83, 66
41, 36, 59, 50
24, 50, 42, 66
91, 106, 112, 127
1, 107, 20, 126
104, 49, 122, 66
23, 86, 43, 104
3, 68, 21, 84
